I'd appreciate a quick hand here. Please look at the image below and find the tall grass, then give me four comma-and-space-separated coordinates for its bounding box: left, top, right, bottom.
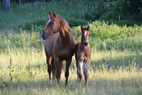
0, 49, 142, 95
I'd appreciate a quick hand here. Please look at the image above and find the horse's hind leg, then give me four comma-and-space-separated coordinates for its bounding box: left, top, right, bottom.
54, 57, 62, 85
77, 61, 83, 86
84, 62, 90, 87
46, 56, 52, 83
56, 60, 65, 85
65, 58, 72, 87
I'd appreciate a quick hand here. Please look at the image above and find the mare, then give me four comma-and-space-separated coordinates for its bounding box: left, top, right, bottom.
75, 26, 91, 86
42, 12, 76, 86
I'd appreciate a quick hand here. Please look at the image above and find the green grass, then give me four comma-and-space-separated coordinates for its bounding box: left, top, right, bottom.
0, 1, 142, 95
0, 49, 142, 95
0, 1, 88, 31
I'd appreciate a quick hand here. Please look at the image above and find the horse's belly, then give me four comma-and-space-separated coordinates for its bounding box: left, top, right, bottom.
56, 48, 74, 60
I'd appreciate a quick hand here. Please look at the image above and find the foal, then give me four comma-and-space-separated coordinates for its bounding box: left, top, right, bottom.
75, 26, 91, 86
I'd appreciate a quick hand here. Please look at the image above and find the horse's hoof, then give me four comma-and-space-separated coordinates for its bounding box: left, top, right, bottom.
49, 80, 52, 84
85, 83, 88, 87
65, 83, 68, 87
77, 83, 81, 87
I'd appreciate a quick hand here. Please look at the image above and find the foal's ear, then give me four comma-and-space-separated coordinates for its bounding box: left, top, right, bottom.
53, 11, 57, 18
87, 26, 90, 31
49, 11, 52, 15
81, 26, 84, 31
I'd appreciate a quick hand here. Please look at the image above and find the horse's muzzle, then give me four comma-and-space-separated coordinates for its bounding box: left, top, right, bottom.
41, 32, 51, 40
84, 42, 88, 46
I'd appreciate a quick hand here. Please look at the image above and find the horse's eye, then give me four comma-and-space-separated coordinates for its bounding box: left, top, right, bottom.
51, 22, 54, 25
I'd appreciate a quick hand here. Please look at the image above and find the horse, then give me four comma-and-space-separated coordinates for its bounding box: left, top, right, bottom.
42, 12, 76, 86
75, 26, 91, 86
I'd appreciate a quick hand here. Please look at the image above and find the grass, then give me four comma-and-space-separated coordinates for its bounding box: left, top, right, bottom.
1, 70, 142, 95
0, 1, 88, 31
0, 1, 142, 95
0, 49, 142, 95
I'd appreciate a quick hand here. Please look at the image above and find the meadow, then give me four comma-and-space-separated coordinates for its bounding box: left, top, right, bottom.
0, 1, 142, 95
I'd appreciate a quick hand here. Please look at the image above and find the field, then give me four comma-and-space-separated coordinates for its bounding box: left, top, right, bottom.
0, 1, 142, 95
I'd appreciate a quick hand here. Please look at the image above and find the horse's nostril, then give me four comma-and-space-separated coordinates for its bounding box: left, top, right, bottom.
84, 42, 88, 46
42, 33, 45, 40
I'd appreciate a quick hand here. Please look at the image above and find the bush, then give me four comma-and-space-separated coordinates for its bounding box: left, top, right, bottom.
72, 21, 142, 51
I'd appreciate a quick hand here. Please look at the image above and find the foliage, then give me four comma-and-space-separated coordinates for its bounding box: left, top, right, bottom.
73, 21, 142, 51
84, 0, 142, 25
0, 1, 88, 30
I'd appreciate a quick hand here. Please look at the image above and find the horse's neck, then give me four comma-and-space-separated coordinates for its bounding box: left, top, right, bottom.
59, 30, 70, 43
80, 44, 90, 52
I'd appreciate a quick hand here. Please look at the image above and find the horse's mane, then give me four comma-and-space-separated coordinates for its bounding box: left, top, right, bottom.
58, 15, 71, 33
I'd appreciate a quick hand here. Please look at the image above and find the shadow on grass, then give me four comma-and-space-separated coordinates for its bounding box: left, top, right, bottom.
0, 77, 142, 95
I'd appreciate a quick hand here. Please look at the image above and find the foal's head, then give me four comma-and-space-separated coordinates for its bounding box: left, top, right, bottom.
42, 12, 70, 40
81, 26, 90, 46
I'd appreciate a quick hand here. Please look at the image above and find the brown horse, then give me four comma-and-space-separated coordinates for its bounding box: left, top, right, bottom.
42, 12, 76, 86
75, 26, 91, 86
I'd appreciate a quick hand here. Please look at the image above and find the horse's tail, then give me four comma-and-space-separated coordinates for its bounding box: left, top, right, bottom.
75, 43, 79, 49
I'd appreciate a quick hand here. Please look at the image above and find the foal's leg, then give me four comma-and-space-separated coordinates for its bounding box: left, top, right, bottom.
84, 61, 90, 87
46, 56, 52, 83
65, 58, 72, 87
77, 61, 83, 86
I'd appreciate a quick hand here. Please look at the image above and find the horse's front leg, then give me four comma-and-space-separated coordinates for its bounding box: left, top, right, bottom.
46, 56, 52, 83
65, 58, 72, 87
51, 58, 56, 80
84, 61, 90, 87
77, 61, 83, 86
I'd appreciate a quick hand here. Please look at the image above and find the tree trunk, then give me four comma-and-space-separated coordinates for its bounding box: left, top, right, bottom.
34, 0, 38, 5
19, 0, 21, 7
3, 0, 10, 11
55, 0, 57, 6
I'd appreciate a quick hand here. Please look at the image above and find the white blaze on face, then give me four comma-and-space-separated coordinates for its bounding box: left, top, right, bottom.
45, 19, 51, 28
84, 31, 87, 36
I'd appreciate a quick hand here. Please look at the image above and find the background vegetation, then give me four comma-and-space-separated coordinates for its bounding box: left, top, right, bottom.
0, 0, 142, 95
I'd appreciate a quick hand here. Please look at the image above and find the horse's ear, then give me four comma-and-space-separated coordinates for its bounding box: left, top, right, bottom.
87, 26, 90, 31
49, 11, 52, 15
53, 11, 57, 18
81, 26, 84, 31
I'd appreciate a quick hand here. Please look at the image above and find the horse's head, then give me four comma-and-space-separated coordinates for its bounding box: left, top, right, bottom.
81, 26, 90, 46
42, 12, 62, 40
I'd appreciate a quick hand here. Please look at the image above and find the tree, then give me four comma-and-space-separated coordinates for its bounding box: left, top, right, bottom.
114, 0, 142, 20
34, 0, 38, 4
19, 0, 21, 6
3, 0, 10, 11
